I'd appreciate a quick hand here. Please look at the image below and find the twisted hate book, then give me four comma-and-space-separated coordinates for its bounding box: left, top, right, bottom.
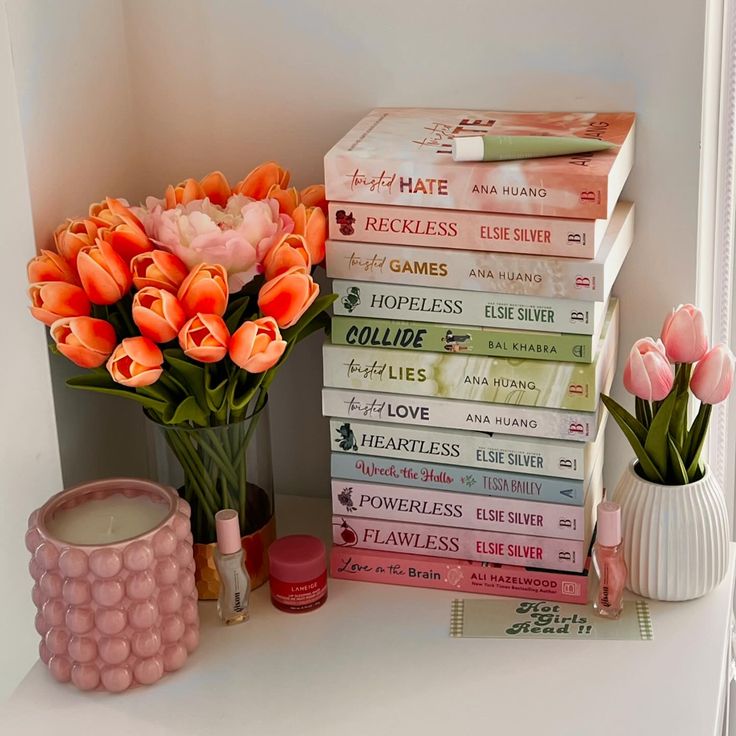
324, 109, 635, 218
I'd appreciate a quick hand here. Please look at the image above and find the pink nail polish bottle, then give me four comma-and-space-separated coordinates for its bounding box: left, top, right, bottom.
593, 501, 627, 619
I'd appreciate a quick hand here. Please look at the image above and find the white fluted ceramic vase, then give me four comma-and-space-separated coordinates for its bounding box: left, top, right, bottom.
612, 461, 729, 601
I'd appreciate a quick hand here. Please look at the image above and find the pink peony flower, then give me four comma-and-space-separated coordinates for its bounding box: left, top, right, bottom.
136, 195, 293, 291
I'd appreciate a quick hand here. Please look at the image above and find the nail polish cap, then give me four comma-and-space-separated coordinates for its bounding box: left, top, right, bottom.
597, 501, 622, 547
215, 509, 241, 555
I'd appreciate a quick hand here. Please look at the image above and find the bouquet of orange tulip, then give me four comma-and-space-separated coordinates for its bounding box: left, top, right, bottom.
27, 163, 335, 542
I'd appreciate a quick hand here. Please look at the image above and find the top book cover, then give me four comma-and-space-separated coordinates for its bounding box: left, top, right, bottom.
324, 109, 636, 219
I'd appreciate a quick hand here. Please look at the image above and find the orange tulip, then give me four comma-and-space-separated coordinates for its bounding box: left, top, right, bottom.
267, 184, 300, 216
89, 197, 146, 231
299, 184, 327, 215
177, 263, 228, 317
165, 178, 206, 209
131, 251, 189, 292
77, 239, 132, 305
263, 234, 311, 281
132, 287, 187, 343
199, 171, 232, 207
291, 204, 326, 264
234, 162, 290, 200
229, 317, 287, 373
107, 337, 164, 387
258, 265, 319, 329
54, 217, 108, 263
178, 313, 229, 363
88, 198, 152, 264
29, 282, 91, 326
27, 250, 79, 285
50, 316, 117, 368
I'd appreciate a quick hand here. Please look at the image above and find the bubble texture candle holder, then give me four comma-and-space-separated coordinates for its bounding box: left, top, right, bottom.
26, 478, 199, 692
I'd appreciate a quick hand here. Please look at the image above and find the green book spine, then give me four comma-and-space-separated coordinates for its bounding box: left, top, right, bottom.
324, 301, 618, 412
330, 316, 594, 363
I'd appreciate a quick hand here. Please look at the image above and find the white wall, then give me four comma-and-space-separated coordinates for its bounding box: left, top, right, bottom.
0, 0, 63, 698
1, 0, 716, 688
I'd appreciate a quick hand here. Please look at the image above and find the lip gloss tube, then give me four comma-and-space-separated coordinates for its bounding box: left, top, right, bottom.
452, 134, 616, 162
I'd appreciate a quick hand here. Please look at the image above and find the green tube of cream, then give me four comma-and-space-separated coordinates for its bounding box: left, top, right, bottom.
452, 135, 617, 162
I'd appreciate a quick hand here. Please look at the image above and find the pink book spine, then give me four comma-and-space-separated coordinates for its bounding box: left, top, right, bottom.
330, 546, 590, 604
328, 201, 601, 259
324, 155, 610, 219
331, 480, 586, 540
333, 516, 587, 572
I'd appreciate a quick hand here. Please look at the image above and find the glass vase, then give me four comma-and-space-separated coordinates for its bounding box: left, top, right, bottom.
148, 401, 275, 597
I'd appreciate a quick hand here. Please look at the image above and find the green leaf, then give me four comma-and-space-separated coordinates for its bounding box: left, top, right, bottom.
600, 394, 648, 445
282, 293, 337, 343
644, 390, 678, 479
204, 366, 229, 413
164, 396, 209, 426
225, 295, 252, 333
600, 394, 664, 483
66, 373, 168, 412
667, 435, 689, 484
686, 403, 712, 479
163, 351, 207, 410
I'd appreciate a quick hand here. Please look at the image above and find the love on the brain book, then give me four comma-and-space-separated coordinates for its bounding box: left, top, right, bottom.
324, 109, 635, 219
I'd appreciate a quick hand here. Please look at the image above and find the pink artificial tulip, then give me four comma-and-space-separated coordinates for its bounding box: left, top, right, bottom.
690, 344, 735, 404
661, 304, 708, 363
623, 337, 674, 401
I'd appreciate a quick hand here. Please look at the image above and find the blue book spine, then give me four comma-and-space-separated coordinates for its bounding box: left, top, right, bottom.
330, 453, 584, 506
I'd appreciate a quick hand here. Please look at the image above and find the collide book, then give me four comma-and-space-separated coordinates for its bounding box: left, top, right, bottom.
323, 299, 619, 413
325, 202, 633, 300
328, 201, 613, 259
330, 546, 593, 604
331, 279, 607, 336
324, 108, 635, 218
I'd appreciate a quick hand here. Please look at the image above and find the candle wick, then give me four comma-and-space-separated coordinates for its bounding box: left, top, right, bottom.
106, 515, 114, 536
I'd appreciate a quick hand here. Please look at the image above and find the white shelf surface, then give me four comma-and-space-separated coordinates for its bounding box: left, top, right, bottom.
2, 494, 734, 736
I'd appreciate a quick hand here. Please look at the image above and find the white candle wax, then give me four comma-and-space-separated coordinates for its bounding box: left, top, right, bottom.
46, 493, 170, 544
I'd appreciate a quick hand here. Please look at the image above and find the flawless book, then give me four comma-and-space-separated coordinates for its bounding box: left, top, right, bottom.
328, 201, 612, 259
325, 201, 633, 301
332, 279, 607, 336
324, 108, 635, 219
330, 546, 592, 604
323, 299, 618, 413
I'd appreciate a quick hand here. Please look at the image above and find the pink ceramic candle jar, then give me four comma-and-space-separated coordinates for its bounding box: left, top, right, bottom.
26, 478, 199, 692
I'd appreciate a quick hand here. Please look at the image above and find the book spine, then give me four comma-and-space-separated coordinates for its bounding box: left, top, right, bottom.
328, 201, 601, 258
331, 453, 586, 505
331, 480, 587, 539
330, 315, 594, 363
323, 388, 598, 442
330, 546, 590, 604
332, 279, 602, 336
332, 516, 587, 572
326, 240, 609, 301
325, 154, 610, 219
329, 419, 590, 480
323, 343, 602, 412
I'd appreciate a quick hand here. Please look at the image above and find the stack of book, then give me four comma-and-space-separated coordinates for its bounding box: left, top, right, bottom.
321, 109, 635, 604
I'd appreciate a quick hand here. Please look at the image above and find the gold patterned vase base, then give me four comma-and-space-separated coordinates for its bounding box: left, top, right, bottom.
194, 514, 277, 600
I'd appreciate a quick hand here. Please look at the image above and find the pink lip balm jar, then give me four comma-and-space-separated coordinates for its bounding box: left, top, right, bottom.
268, 535, 327, 613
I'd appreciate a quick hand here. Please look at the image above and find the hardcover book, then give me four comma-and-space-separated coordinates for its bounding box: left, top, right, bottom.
323, 300, 618, 413
325, 201, 633, 301
331, 479, 590, 539
329, 415, 607, 481
331, 452, 588, 506
330, 546, 593, 604
324, 108, 635, 219
331, 279, 607, 336
331, 314, 598, 363
328, 201, 612, 259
